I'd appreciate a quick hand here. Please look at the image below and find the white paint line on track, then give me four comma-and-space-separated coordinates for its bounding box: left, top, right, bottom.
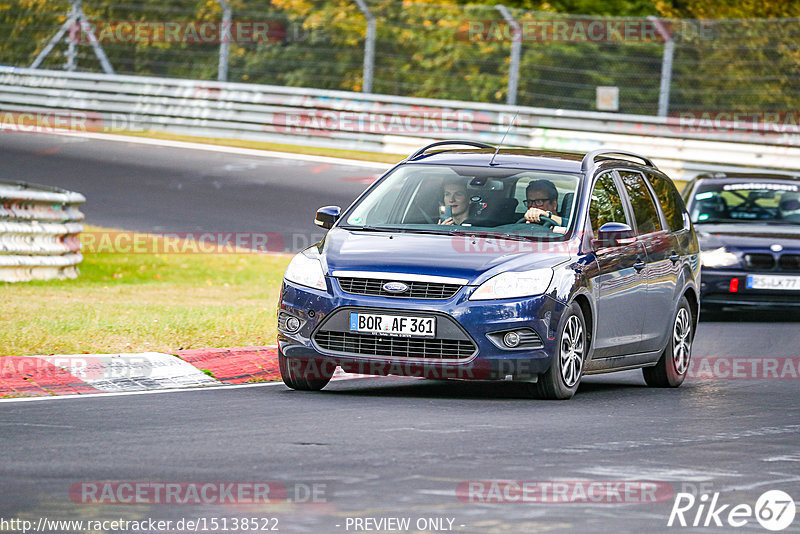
0, 380, 286, 404
0, 374, 390, 404
38, 129, 394, 170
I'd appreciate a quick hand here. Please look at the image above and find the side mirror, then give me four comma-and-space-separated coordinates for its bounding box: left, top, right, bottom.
594, 222, 636, 248
314, 206, 341, 229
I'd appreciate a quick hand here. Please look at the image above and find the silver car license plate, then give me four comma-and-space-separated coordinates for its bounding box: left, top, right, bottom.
746, 274, 800, 291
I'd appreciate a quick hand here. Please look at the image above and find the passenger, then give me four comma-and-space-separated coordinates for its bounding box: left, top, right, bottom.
438, 178, 470, 225
523, 179, 564, 226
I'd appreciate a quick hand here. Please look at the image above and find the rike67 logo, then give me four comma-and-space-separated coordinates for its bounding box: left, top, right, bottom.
668, 490, 796, 531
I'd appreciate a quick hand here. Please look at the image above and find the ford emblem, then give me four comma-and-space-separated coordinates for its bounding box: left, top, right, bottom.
382, 281, 409, 294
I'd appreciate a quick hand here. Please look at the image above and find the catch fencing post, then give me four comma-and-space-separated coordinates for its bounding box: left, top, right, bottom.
218, 0, 232, 82
30, 0, 114, 74
354, 0, 375, 93
648, 16, 674, 117
495, 5, 521, 106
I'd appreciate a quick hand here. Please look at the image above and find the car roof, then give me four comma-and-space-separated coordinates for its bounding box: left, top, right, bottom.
409, 147, 661, 173
407, 148, 585, 173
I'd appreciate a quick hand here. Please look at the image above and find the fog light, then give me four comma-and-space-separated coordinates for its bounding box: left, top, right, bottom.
285, 316, 301, 333
503, 331, 521, 348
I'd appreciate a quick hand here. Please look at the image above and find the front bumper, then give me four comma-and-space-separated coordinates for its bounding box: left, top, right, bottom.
277, 277, 568, 381
700, 268, 800, 308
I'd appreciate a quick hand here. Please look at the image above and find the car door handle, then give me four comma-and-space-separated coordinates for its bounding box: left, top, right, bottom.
633, 260, 646, 272
669, 252, 681, 263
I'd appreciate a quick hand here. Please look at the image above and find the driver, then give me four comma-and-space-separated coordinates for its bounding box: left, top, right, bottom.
523, 180, 564, 226
438, 178, 470, 225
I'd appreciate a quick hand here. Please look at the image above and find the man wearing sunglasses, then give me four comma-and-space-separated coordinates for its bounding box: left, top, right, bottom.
523, 179, 564, 226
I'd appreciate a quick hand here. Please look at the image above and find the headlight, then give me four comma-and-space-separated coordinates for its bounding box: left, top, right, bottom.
470, 268, 553, 300
284, 250, 327, 290
700, 247, 740, 268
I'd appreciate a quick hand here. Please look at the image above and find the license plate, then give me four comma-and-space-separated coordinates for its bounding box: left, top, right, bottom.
746, 274, 800, 290
349, 312, 436, 338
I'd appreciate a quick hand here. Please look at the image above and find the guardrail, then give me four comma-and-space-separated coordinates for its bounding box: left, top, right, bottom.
0, 181, 85, 282
1, 67, 800, 179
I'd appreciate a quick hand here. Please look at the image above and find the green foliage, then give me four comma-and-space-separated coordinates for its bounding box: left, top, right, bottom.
0, 0, 798, 115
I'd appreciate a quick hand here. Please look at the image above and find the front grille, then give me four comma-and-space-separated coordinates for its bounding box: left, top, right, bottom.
337, 277, 461, 299
779, 254, 800, 271
314, 331, 475, 359
743, 253, 775, 270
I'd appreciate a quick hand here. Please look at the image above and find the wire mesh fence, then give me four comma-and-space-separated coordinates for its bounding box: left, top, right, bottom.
1, 0, 798, 116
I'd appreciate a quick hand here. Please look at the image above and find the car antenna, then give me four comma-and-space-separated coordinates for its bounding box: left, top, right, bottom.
489, 111, 519, 166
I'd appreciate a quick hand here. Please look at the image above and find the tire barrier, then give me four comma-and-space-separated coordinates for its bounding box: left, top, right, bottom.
0, 181, 85, 282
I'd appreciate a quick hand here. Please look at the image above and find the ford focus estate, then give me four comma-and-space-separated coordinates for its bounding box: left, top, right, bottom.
278, 142, 700, 399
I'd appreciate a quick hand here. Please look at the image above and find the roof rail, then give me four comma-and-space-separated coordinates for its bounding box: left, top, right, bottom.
408, 140, 496, 160
581, 149, 655, 172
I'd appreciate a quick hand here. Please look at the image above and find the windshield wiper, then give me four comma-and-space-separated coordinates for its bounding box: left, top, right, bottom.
341, 225, 402, 233
342, 225, 455, 236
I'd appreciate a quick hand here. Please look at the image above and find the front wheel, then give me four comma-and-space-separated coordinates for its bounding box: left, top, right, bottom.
279, 350, 334, 391
533, 302, 587, 400
642, 296, 693, 388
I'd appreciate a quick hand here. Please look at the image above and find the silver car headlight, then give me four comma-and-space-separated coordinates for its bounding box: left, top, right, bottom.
469, 268, 553, 300
284, 249, 327, 290
700, 247, 740, 268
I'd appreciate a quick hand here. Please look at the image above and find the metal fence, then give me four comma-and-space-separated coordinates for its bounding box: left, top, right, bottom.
1, 1, 798, 116
0, 182, 85, 282
2, 67, 800, 181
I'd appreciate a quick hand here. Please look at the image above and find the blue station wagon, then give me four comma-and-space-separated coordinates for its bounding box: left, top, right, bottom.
278, 142, 700, 399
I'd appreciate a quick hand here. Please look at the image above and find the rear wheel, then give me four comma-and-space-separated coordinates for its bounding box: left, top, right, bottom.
279, 350, 334, 391
533, 302, 586, 400
643, 296, 693, 388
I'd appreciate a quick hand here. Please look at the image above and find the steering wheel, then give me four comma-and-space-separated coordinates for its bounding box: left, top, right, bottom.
516, 214, 558, 229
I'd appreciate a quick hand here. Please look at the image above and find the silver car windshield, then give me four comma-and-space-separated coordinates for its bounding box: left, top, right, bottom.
340, 164, 582, 240
690, 180, 800, 224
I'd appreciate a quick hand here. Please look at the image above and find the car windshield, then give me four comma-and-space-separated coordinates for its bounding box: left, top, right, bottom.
340, 164, 582, 240
689, 180, 800, 225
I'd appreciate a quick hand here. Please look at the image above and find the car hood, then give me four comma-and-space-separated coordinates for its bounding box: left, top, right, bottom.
696, 223, 800, 251
318, 228, 574, 285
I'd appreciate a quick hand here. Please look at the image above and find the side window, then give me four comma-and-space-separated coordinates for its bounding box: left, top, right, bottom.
647, 172, 687, 232
589, 172, 629, 232
618, 171, 663, 235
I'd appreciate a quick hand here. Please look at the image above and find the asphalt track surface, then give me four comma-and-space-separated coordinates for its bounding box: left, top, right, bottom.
0, 132, 384, 252
2, 133, 800, 533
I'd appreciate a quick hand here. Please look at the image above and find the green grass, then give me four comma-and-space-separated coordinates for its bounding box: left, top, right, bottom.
112, 130, 405, 164
0, 226, 291, 356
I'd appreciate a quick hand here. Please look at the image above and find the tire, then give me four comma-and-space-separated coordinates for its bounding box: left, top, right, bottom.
279, 350, 334, 391
533, 302, 587, 400
642, 296, 693, 388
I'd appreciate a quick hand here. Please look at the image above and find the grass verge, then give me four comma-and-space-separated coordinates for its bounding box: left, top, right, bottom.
0, 226, 291, 356
113, 130, 405, 164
